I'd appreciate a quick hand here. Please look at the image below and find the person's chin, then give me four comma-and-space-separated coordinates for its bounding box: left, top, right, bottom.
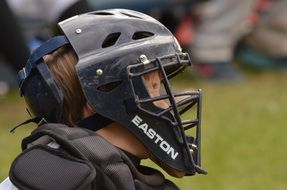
150, 156, 185, 178
164, 166, 185, 178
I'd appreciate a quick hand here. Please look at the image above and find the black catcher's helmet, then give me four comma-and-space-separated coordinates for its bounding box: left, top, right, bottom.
17, 9, 206, 176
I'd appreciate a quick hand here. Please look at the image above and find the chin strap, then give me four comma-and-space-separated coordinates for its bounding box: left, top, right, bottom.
10, 117, 46, 133
11, 113, 113, 134
77, 113, 114, 131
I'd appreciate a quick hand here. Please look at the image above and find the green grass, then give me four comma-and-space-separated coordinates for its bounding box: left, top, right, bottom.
1, 71, 287, 189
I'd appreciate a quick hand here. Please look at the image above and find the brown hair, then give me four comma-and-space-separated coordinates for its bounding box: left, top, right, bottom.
44, 46, 86, 126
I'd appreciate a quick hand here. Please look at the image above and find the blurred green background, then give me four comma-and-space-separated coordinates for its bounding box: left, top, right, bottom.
1, 71, 286, 190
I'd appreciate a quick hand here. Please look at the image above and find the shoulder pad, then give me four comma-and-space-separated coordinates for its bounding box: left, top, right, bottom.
9, 145, 96, 190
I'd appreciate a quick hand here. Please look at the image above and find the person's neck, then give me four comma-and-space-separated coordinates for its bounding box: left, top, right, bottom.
96, 123, 150, 159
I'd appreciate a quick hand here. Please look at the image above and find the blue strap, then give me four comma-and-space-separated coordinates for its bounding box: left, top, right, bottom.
28, 36, 69, 64
17, 36, 70, 87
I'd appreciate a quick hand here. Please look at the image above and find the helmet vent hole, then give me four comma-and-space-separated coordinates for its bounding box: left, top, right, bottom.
132, 31, 154, 40
97, 81, 122, 92
121, 12, 143, 19
102, 32, 121, 48
90, 12, 114, 16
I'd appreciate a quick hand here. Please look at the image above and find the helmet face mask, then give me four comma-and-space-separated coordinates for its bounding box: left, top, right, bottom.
17, 9, 206, 176
125, 53, 205, 175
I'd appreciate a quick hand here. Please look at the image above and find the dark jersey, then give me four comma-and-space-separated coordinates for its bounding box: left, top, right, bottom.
9, 123, 180, 190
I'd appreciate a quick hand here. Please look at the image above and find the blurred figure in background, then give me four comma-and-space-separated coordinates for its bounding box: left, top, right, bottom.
237, 0, 287, 70
190, 0, 258, 81
7, 0, 92, 50
156, 1, 208, 55
0, 0, 30, 95
0, 0, 92, 95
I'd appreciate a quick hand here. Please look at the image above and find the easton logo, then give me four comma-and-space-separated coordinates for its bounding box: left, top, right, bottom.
131, 115, 179, 160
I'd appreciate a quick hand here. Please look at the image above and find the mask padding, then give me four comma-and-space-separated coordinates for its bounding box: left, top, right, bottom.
132, 31, 154, 40
102, 32, 121, 48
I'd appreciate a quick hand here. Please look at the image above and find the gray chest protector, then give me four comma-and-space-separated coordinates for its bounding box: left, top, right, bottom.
9, 123, 180, 190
